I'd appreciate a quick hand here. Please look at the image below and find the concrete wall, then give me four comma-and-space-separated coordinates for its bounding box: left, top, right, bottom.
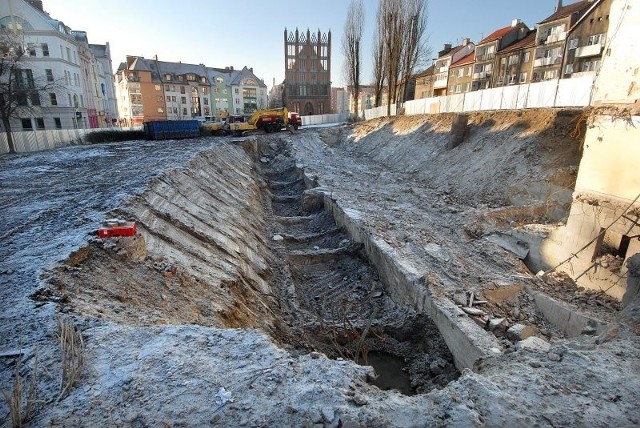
310, 181, 502, 371
539, 0, 640, 302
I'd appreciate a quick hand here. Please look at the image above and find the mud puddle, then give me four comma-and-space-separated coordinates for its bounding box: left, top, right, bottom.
258, 137, 459, 394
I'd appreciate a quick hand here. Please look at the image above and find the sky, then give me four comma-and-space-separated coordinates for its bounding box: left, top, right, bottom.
41, 0, 563, 89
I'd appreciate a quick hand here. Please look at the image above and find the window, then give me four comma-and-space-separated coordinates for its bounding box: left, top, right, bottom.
582, 60, 600, 72
35, 117, 45, 129
587, 34, 603, 46
187, 74, 196, 81
565, 64, 574, 75
568, 38, 579, 50
235, 88, 239, 94
200, 77, 206, 83
181, 96, 186, 104
202, 87, 209, 94
21, 118, 32, 130
17, 94, 28, 105
157, 95, 163, 102
30, 93, 40, 106
178, 75, 183, 81
66, 47, 71, 61
155, 84, 161, 91
180, 86, 185, 94
183, 107, 187, 115
204, 107, 210, 115
457, 69, 463, 77
54, 117, 61, 129
27, 43, 36, 56
165, 74, 172, 80
519, 72, 527, 83
204, 97, 209, 105
500, 57, 507, 65
42, 43, 49, 56
49, 93, 57, 105
165, 85, 170, 91
523, 52, 530, 62
46, 69, 54, 82
157, 107, 164, 113
172, 96, 176, 102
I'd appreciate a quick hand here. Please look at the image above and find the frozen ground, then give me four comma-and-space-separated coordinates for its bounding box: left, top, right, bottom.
1, 110, 640, 427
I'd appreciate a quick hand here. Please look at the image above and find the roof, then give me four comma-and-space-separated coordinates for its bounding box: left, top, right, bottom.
437, 43, 468, 60
498, 30, 537, 54
538, 0, 591, 25
451, 52, 475, 68
478, 25, 514, 45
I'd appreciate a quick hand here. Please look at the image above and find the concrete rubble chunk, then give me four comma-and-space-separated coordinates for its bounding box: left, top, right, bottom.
462, 306, 486, 316
488, 317, 509, 336
516, 336, 551, 352
272, 234, 284, 241
506, 323, 538, 341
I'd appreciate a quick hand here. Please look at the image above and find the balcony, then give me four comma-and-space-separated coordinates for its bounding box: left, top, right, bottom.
433, 78, 448, 89
472, 71, 491, 80
575, 43, 602, 58
546, 32, 566, 44
476, 53, 495, 62
534, 57, 561, 67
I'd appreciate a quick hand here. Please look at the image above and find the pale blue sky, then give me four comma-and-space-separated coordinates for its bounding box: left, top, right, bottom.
42, 0, 562, 88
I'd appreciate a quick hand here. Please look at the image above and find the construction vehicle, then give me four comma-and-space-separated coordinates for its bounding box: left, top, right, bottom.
224, 107, 301, 134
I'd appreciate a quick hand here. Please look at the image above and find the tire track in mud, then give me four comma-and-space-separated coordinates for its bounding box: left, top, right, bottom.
258, 136, 460, 394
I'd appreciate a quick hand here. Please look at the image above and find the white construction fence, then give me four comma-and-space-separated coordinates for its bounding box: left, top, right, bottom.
301, 113, 349, 127
367, 75, 594, 120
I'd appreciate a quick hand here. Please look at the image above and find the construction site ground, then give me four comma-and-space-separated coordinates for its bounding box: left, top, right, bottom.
1, 109, 640, 427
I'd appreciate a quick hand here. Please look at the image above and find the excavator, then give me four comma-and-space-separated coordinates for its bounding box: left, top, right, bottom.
223, 107, 302, 135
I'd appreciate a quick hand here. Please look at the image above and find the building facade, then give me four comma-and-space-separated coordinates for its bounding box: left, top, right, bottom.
494, 30, 536, 87
432, 40, 475, 96
562, 0, 613, 79
448, 53, 475, 94
115, 57, 266, 125
473, 20, 530, 90
283, 28, 331, 115
0, 0, 117, 131
533, 0, 592, 81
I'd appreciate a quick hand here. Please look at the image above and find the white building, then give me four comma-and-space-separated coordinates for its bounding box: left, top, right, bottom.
229, 67, 268, 115
0, 0, 117, 130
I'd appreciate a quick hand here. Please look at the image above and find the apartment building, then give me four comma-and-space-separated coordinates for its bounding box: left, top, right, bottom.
433, 40, 475, 96
413, 66, 435, 99
494, 30, 537, 87
283, 28, 332, 115
448, 52, 475, 94
115, 57, 266, 125
562, 0, 613, 79
533, 0, 592, 81
229, 66, 268, 115
473, 20, 530, 90
0, 0, 117, 130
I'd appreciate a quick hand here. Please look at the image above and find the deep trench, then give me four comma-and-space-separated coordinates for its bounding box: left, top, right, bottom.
258, 137, 460, 395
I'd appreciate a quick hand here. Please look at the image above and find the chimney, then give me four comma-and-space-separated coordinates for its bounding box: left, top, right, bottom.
444, 43, 452, 51
555, 0, 563, 12
462, 38, 470, 46
153, 54, 158, 61
511, 19, 521, 27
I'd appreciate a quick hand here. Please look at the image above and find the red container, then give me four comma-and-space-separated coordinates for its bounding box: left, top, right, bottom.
98, 219, 137, 238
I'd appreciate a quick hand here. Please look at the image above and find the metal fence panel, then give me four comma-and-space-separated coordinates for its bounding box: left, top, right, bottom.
556, 75, 594, 107
463, 91, 482, 112
481, 87, 504, 110
526, 80, 558, 108
501, 85, 520, 110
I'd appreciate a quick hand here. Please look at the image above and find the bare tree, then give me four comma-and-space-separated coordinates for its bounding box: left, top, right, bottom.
0, 27, 57, 154
372, 0, 429, 115
398, 0, 429, 104
342, 0, 365, 120
372, 7, 386, 108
